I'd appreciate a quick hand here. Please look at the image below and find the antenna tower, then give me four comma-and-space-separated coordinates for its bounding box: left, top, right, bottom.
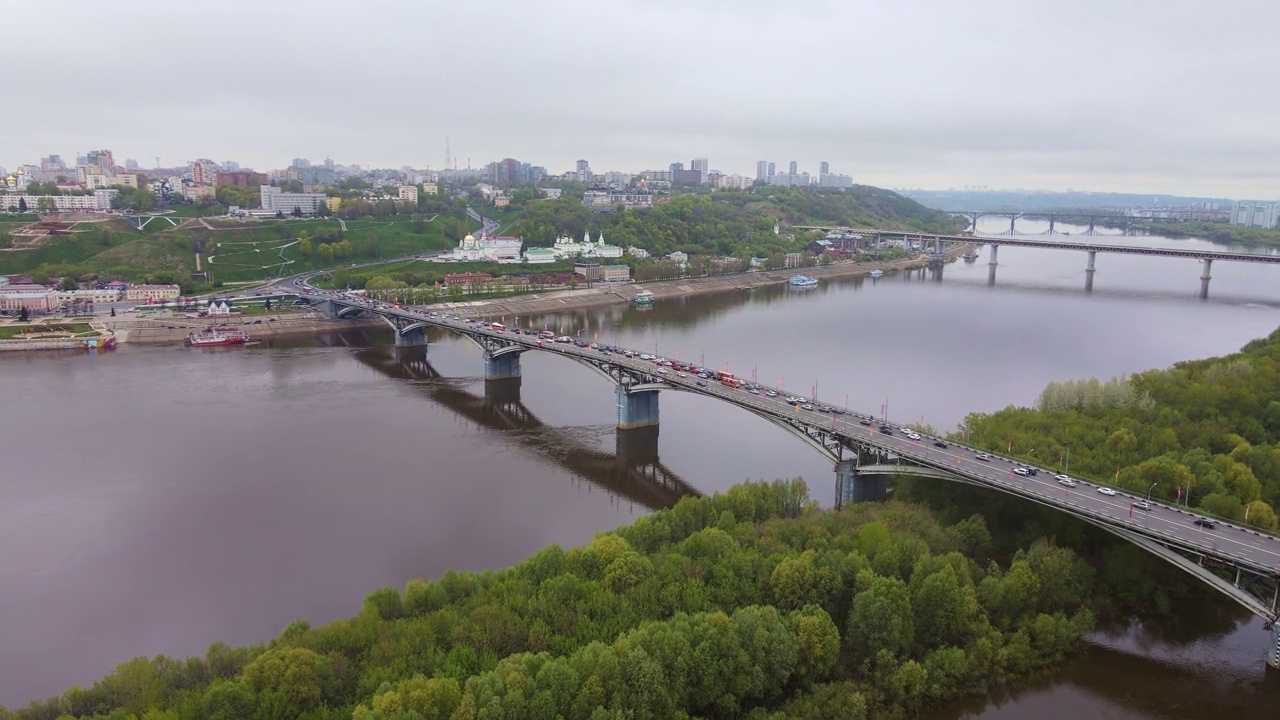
445, 137, 452, 172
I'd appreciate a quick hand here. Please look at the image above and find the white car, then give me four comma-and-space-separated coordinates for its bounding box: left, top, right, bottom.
1057, 477, 1077, 488
975, 452, 991, 461
1013, 467, 1030, 476
906, 432, 922, 441
1097, 487, 1117, 496
654, 367, 668, 374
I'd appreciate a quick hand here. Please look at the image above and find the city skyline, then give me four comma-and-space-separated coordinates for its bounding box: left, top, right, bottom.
3, 2, 1279, 198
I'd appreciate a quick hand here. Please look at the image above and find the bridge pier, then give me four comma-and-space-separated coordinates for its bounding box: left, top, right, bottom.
988, 244, 998, 266
316, 299, 339, 319
394, 326, 429, 347
1008, 215, 1017, 235
1200, 258, 1213, 299
1270, 622, 1280, 670
616, 386, 660, 430
835, 459, 888, 507
1085, 250, 1097, 292
1048, 215, 1056, 234
483, 350, 522, 380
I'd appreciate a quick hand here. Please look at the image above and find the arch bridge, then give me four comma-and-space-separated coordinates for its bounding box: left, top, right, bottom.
298, 290, 1280, 668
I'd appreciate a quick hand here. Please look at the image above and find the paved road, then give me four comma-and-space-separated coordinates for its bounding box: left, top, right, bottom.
301, 288, 1280, 578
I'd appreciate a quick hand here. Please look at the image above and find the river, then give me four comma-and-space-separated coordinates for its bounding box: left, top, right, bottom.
3, 221, 1280, 715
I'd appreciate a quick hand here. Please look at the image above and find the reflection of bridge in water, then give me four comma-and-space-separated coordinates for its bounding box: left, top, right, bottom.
351, 344, 700, 511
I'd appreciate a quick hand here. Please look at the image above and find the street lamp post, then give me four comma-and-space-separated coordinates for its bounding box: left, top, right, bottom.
1146, 482, 1158, 505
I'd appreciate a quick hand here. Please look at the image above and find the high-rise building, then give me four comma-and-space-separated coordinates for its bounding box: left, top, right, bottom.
669, 162, 684, 172
189, 159, 220, 185
223, 161, 240, 172
820, 161, 829, 175
768, 162, 776, 177
1232, 201, 1280, 228
691, 157, 709, 178
86, 149, 114, 173
292, 158, 311, 168
756, 161, 769, 181
125, 159, 139, 170
576, 159, 592, 183
789, 161, 798, 175
40, 155, 66, 172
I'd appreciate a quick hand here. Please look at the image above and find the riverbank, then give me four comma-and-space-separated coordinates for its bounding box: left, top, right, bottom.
434, 245, 973, 319
94, 312, 385, 344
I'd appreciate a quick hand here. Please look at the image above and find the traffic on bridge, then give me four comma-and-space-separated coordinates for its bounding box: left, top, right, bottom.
283, 278, 1280, 665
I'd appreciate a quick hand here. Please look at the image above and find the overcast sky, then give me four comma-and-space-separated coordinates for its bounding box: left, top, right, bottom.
4, 1, 1278, 198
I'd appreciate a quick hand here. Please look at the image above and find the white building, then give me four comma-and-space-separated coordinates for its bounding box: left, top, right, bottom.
0, 190, 117, 212
627, 246, 650, 258
260, 185, 327, 216
397, 185, 419, 203
540, 188, 562, 199
522, 247, 558, 264
54, 288, 122, 306
1231, 201, 1280, 229
446, 234, 524, 262
549, 230, 623, 259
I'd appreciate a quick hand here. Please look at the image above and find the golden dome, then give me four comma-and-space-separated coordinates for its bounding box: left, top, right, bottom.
463, 234, 475, 241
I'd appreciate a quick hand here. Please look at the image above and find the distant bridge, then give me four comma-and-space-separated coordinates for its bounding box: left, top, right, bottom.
789, 226, 1279, 297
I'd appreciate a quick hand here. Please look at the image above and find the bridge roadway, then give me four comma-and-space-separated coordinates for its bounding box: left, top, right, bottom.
293, 287, 1280, 663
793, 227, 1280, 265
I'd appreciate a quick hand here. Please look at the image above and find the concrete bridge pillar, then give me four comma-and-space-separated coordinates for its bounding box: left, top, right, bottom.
1048, 215, 1056, 234
835, 459, 888, 507
1269, 622, 1280, 670
616, 386, 660, 430
1085, 250, 1097, 293
483, 350, 522, 380
1008, 215, 1017, 235
988, 244, 999, 266
316, 299, 339, 318
1200, 259, 1213, 299
394, 326, 428, 347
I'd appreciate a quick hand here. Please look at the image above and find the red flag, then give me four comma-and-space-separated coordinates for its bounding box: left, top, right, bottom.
1115, 469, 1120, 481
1176, 485, 1182, 501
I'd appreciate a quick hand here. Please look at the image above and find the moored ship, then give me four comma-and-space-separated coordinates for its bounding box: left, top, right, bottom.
788, 274, 819, 288
868, 269, 884, 278
633, 290, 655, 305
185, 326, 250, 347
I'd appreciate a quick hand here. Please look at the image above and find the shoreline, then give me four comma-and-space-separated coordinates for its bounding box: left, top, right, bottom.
0, 244, 973, 351
438, 244, 974, 319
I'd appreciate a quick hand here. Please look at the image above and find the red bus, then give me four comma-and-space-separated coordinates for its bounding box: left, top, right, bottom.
715, 370, 735, 383
721, 377, 742, 389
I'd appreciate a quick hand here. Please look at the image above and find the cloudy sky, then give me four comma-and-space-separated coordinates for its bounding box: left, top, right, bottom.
4, 1, 1278, 198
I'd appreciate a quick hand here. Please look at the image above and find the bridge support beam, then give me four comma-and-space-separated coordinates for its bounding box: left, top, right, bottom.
835, 459, 888, 507
616, 386, 659, 430
1200, 258, 1213, 299
1270, 622, 1280, 670
1009, 215, 1017, 235
316, 299, 339, 319
483, 351, 522, 380
1085, 250, 1097, 292
988, 244, 998, 266
394, 326, 429, 347
1048, 215, 1056, 234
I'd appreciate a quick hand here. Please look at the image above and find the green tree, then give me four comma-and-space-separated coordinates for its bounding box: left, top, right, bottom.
18, 197, 28, 213
240, 645, 334, 709
18, 307, 29, 322
847, 576, 914, 663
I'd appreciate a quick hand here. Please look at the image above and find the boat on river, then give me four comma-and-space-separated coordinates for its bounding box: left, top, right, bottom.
961, 251, 979, 261
868, 269, 884, 278
789, 274, 819, 288
633, 290, 655, 306
185, 326, 249, 347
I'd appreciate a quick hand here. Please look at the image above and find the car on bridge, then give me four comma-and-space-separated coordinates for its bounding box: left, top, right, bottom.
1096, 486, 1116, 496
1133, 500, 1152, 511
1194, 518, 1218, 529
1057, 477, 1077, 488
934, 440, 948, 448
1014, 467, 1030, 476
859, 418, 873, 426
878, 425, 893, 435
975, 452, 991, 461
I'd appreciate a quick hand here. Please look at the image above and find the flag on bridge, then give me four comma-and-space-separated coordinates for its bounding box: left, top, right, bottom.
1176, 485, 1182, 501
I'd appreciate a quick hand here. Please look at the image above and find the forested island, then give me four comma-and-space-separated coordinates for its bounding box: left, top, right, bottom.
7, 480, 1099, 720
